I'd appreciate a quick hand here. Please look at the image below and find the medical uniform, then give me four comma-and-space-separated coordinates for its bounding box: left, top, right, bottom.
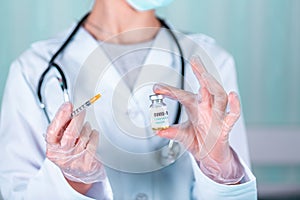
0, 22, 257, 200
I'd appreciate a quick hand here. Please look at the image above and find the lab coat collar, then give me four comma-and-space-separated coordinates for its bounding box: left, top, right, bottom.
67, 28, 180, 104
58, 21, 182, 92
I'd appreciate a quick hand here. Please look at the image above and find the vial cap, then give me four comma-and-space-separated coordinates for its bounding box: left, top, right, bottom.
149, 94, 164, 101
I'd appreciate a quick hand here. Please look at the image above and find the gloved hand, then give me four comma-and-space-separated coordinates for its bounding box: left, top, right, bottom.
153, 56, 245, 184
46, 102, 105, 184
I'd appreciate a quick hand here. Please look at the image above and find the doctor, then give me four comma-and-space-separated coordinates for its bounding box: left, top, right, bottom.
0, 0, 257, 199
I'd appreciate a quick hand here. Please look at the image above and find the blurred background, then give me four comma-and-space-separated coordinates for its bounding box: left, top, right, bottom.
0, 0, 299, 199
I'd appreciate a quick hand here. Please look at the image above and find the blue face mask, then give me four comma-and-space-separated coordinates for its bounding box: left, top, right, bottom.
126, 0, 174, 11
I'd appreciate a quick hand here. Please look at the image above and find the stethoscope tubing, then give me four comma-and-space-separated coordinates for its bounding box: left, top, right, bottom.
37, 13, 185, 125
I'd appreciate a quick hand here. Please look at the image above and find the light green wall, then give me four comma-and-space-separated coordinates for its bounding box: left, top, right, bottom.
0, 0, 93, 108
1, 0, 299, 126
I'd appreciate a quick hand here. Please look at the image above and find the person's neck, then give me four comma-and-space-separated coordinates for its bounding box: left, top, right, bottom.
84, 0, 161, 44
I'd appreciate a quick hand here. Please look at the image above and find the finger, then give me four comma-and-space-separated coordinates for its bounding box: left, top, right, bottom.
199, 87, 212, 107
153, 83, 196, 107
201, 73, 228, 111
86, 130, 99, 153
201, 73, 226, 99
224, 92, 241, 131
84, 130, 101, 173
190, 56, 228, 111
46, 102, 73, 145
191, 55, 224, 98
75, 122, 92, 150
156, 122, 192, 143
156, 125, 180, 140
190, 55, 208, 87
60, 110, 86, 148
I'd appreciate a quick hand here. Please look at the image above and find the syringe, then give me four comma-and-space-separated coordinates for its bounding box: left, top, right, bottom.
71, 94, 101, 118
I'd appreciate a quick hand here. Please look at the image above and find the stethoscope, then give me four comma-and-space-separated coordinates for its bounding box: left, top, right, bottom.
37, 13, 185, 166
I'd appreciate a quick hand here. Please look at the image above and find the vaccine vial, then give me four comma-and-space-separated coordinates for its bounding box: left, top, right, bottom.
149, 94, 169, 130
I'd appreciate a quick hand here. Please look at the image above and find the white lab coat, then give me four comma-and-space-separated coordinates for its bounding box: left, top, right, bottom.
0, 22, 257, 200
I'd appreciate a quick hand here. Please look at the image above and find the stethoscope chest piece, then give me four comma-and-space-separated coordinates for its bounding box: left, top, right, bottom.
160, 141, 182, 166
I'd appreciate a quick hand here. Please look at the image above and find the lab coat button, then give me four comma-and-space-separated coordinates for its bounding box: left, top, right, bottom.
135, 193, 148, 200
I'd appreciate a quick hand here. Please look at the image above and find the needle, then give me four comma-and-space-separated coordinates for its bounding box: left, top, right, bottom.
71, 94, 101, 118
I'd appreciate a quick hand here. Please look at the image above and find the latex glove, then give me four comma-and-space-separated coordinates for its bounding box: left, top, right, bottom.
153, 56, 245, 184
46, 102, 105, 184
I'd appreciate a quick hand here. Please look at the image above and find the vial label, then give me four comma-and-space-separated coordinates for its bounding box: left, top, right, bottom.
150, 106, 169, 130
